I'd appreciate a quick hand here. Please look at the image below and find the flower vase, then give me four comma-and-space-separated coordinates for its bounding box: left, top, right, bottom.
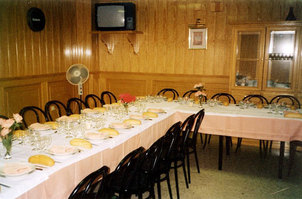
199, 96, 203, 108
2, 135, 12, 159
123, 103, 129, 115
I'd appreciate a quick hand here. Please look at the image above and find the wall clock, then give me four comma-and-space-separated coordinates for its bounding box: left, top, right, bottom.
27, 7, 45, 32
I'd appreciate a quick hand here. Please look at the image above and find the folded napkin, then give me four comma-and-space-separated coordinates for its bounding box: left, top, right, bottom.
44, 121, 59, 129
284, 111, 302, 119
123, 119, 141, 125
28, 154, 55, 166
70, 138, 92, 149
143, 112, 158, 118
98, 128, 119, 137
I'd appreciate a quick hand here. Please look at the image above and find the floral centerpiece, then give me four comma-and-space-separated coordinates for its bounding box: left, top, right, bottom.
194, 83, 206, 107
0, 114, 22, 159
119, 93, 136, 114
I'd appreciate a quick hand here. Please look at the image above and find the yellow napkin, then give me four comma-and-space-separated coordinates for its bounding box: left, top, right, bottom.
28, 154, 55, 167
70, 138, 92, 149
284, 112, 302, 119
69, 114, 80, 119
123, 119, 142, 125
44, 121, 59, 130
167, 97, 173, 102
13, 130, 28, 138
93, 107, 106, 112
143, 112, 158, 118
98, 128, 119, 137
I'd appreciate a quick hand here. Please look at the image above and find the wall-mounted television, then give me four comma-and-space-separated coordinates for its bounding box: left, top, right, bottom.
95, 2, 136, 31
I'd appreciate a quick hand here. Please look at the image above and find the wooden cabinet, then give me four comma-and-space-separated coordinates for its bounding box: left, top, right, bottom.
230, 22, 302, 100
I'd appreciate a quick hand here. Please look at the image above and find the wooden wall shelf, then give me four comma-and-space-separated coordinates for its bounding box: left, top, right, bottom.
91, 31, 143, 54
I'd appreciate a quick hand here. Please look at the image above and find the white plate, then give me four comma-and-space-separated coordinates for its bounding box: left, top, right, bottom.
84, 132, 110, 140
47, 145, 78, 156
29, 123, 52, 131
109, 123, 132, 129
0, 162, 35, 177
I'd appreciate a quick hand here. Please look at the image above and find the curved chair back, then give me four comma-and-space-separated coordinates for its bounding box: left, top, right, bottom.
19, 106, 49, 128
45, 100, 69, 121
242, 94, 269, 104
100, 91, 117, 104
67, 97, 89, 114
179, 114, 196, 150
0, 115, 8, 119
191, 109, 205, 145
182, 90, 197, 98
69, 166, 110, 199
269, 95, 301, 109
157, 88, 179, 100
85, 94, 105, 108
211, 93, 236, 104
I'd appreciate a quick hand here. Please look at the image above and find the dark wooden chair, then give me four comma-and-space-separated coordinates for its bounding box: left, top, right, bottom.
103, 147, 145, 198
100, 91, 117, 104
85, 94, 105, 108
182, 90, 198, 98
0, 115, 8, 119
186, 109, 205, 184
155, 121, 181, 199
66, 97, 89, 114
44, 100, 69, 121
211, 93, 237, 104
69, 166, 110, 199
269, 95, 301, 109
288, 141, 302, 176
236, 95, 269, 154
170, 114, 195, 199
19, 106, 49, 128
157, 88, 179, 100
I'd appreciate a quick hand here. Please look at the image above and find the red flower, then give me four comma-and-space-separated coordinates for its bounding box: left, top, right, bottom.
119, 93, 136, 103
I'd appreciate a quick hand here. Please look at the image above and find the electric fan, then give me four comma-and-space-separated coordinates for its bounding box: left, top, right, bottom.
66, 64, 89, 96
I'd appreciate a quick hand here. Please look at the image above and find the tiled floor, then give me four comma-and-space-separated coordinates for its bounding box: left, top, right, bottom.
157, 136, 302, 199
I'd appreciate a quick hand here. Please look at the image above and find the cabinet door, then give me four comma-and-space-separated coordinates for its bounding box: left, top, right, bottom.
263, 27, 299, 91
231, 28, 265, 90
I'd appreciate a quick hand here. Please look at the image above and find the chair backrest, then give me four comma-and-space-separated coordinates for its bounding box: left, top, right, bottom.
157, 88, 179, 100
242, 94, 269, 104
66, 97, 89, 114
0, 115, 8, 119
191, 109, 205, 144
68, 166, 110, 199
44, 100, 69, 121
19, 106, 49, 128
85, 94, 105, 108
179, 114, 196, 151
100, 91, 117, 104
269, 95, 301, 109
211, 93, 236, 104
182, 90, 197, 98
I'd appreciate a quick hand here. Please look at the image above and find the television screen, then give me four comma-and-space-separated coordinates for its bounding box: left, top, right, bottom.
96, 5, 125, 28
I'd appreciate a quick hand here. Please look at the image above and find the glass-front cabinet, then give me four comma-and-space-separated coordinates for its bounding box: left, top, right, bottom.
230, 23, 300, 95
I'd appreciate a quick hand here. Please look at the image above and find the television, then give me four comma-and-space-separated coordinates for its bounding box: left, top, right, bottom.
95, 2, 136, 31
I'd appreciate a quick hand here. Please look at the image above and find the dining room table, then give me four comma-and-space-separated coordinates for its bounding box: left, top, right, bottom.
0, 97, 302, 199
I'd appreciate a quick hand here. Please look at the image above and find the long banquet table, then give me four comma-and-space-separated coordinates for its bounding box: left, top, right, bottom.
1, 101, 302, 199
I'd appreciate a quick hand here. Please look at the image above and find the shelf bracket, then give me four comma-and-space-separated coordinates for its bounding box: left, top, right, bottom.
127, 33, 140, 54
100, 34, 115, 54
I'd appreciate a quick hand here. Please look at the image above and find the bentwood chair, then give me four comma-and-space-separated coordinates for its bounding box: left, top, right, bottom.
236, 94, 269, 154
270, 95, 301, 109
44, 100, 69, 121
182, 90, 198, 98
170, 114, 195, 199
211, 93, 237, 104
155, 121, 181, 199
85, 94, 105, 108
122, 138, 164, 199
0, 115, 8, 119
19, 106, 49, 128
67, 97, 89, 114
68, 166, 110, 199
103, 147, 145, 198
157, 88, 179, 100
186, 109, 205, 184
100, 91, 117, 104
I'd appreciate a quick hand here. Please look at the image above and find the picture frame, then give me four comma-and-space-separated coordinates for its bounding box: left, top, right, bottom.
188, 27, 207, 49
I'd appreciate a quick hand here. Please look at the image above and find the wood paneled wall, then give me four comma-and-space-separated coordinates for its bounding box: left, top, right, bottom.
1, 0, 302, 116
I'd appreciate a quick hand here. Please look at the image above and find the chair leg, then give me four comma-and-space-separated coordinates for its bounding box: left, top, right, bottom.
235, 138, 242, 152
200, 133, 203, 144
174, 161, 180, 199
194, 147, 200, 173
208, 135, 212, 144
187, 150, 191, 184
166, 173, 173, 199
182, 161, 189, 189
203, 134, 208, 149
157, 178, 161, 199
269, 141, 273, 152
288, 141, 297, 176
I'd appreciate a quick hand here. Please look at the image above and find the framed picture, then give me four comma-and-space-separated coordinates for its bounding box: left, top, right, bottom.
188, 28, 207, 49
